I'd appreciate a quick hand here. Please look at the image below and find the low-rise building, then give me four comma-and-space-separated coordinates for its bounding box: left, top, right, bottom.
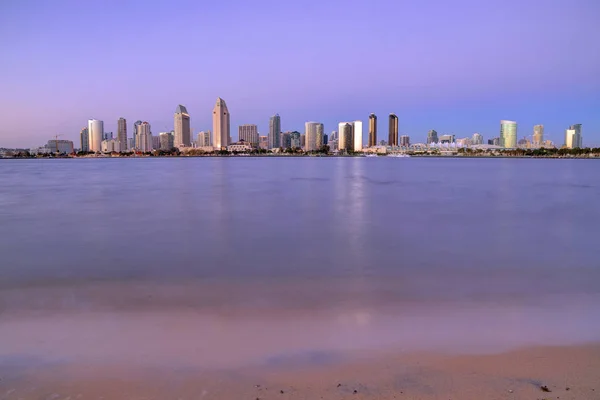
47, 139, 74, 154
227, 140, 253, 152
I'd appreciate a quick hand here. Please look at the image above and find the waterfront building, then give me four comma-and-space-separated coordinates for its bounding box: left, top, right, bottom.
88, 119, 103, 153
533, 125, 544, 146
80, 127, 89, 152
133, 120, 142, 146
212, 98, 230, 149
259, 135, 268, 149
281, 132, 292, 149
439, 134, 455, 144
47, 139, 74, 154
269, 114, 281, 149
239, 124, 259, 147
102, 131, 113, 140
197, 131, 211, 147
101, 138, 121, 153
342, 123, 354, 151
128, 137, 135, 150
500, 120, 517, 148
329, 139, 338, 151
565, 124, 582, 148
400, 135, 410, 147
136, 121, 153, 152
159, 131, 174, 150
117, 117, 127, 151
323, 133, 328, 145
379, 140, 387, 146
472, 133, 483, 145
300, 134, 306, 148
368, 113, 377, 147
174, 105, 191, 147
152, 135, 160, 150
353, 120, 363, 151
305, 122, 324, 151
227, 140, 253, 152
488, 137, 501, 146
290, 131, 301, 148
388, 114, 398, 147
427, 129, 438, 144
456, 137, 472, 147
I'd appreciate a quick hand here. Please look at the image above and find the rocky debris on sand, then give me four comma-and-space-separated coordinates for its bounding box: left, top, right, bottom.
540, 385, 551, 392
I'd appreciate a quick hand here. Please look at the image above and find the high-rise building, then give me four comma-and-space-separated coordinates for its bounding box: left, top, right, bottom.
159, 132, 174, 150
305, 122, 324, 151
368, 114, 377, 147
388, 114, 398, 147
427, 129, 438, 144
323, 133, 328, 145
290, 131, 301, 148
212, 98, 230, 149
342, 123, 354, 151
472, 133, 483, 145
281, 132, 292, 149
80, 127, 89, 152
133, 120, 142, 147
174, 105, 191, 147
259, 135, 268, 149
300, 134, 306, 148
152, 135, 160, 150
137, 122, 153, 152
196, 131, 211, 147
239, 124, 259, 147
488, 137, 501, 146
117, 117, 127, 151
400, 135, 410, 147
268, 114, 281, 149
88, 119, 103, 152
565, 124, 582, 148
439, 134, 455, 144
500, 120, 517, 148
353, 120, 363, 151
533, 125, 544, 146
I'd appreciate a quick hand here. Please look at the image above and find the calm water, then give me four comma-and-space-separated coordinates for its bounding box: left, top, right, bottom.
1, 157, 599, 370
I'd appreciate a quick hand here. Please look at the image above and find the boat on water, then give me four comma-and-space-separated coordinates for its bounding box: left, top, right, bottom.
388, 153, 411, 158
365, 154, 379, 157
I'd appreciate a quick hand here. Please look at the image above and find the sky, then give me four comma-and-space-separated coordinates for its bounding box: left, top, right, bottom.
1, 0, 599, 148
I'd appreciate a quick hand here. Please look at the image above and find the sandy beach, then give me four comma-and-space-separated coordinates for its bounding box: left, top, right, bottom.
1, 344, 599, 399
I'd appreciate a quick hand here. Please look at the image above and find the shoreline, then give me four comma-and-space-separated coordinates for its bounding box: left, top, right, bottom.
2, 344, 599, 399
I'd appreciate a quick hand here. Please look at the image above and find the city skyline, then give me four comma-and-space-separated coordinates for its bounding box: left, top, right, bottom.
0, 1, 598, 148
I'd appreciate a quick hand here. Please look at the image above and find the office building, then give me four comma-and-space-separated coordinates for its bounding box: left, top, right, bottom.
500, 120, 517, 148
239, 124, 259, 147
305, 122, 324, 151
323, 133, 328, 145
174, 105, 191, 147
427, 129, 438, 144
439, 134, 455, 144
400, 135, 410, 147
197, 130, 211, 147
137, 121, 153, 152
133, 120, 142, 146
152, 135, 160, 150
159, 131, 174, 151
128, 137, 135, 150
488, 137, 501, 146
117, 117, 127, 151
368, 113, 377, 147
388, 114, 398, 146
259, 135, 268, 149
533, 125, 544, 146
101, 138, 121, 153
353, 120, 363, 151
281, 132, 292, 149
212, 98, 230, 149
472, 133, 483, 145
290, 131, 301, 148
102, 131, 113, 140
80, 127, 89, 152
47, 139, 74, 154
565, 124, 582, 148
300, 134, 306, 148
88, 119, 103, 152
227, 140, 253, 152
342, 123, 354, 151
269, 114, 281, 149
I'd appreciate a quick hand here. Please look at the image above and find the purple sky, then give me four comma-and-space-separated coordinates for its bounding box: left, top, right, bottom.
1, 0, 599, 148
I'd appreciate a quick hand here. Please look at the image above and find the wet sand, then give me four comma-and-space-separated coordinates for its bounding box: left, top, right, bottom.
1, 344, 599, 399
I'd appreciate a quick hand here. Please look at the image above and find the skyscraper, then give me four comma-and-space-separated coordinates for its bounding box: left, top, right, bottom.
427, 129, 438, 144
88, 119, 103, 152
388, 114, 398, 147
269, 114, 281, 149
500, 120, 517, 148
239, 124, 259, 147
281, 132, 292, 149
212, 98, 230, 150
368, 113, 377, 147
472, 133, 483, 145
80, 127, 89, 152
353, 120, 363, 151
174, 105, 191, 148
342, 123, 354, 151
290, 131, 301, 148
400, 135, 410, 147
133, 120, 142, 149
533, 125, 544, 146
117, 117, 127, 151
137, 122, 152, 152
564, 124, 582, 148
159, 132, 174, 150
305, 122, 324, 151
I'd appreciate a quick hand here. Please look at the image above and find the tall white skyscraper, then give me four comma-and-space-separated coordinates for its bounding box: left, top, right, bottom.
305, 122, 324, 151
212, 98, 230, 149
500, 120, 517, 148
353, 120, 363, 151
565, 124, 582, 148
269, 114, 281, 149
88, 119, 103, 152
137, 122, 153, 152
174, 105, 191, 147
533, 125, 544, 146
